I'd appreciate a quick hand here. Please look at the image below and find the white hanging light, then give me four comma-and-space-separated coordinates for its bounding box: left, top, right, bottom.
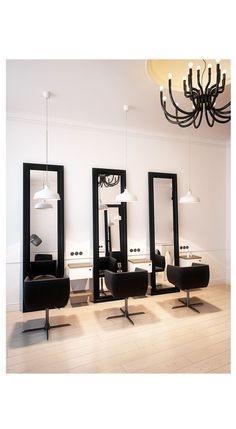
34, 200, 53, 209
115, 105, 137, 203
179, 189, 200, 204
33, 91, 60, 205
179, 138, 200, 204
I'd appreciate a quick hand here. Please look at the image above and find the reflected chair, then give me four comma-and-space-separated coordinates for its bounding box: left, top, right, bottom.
23, 276, 70, 340
154, 252, 166, 285
167, 263, 210, 313
104, 268, 148, 324
98, 256, 118, 295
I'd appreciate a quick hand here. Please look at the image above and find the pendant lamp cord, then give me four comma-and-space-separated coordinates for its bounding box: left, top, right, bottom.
188, 137, 191, 191
201, 59, 207, 86
45, 95, 49, 185
124, 108, 128, 171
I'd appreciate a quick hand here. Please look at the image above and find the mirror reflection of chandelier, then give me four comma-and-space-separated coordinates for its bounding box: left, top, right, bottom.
98, 174, 120, 188
147, 59, 231, 128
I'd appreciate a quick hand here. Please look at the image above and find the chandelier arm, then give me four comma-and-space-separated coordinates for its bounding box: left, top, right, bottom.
160, 92, 195, 120
193, 108, 203, 128
163, 109, 195, 126
205, 108, 215, 127
168, 79, 196, 115
208, 108, 231, 124
187, 71, 201, 109
212, 107, 231, 119
175, 108, 200, 127
213, 101, 231, 112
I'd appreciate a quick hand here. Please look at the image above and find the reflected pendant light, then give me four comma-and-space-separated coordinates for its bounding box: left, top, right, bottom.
115, 105, 137, 203
33, 91, 60, 205
179, 138, 200, 204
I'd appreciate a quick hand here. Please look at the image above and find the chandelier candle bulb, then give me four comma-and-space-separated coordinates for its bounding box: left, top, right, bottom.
168, 73, 172, 79
163, 96, 167, 102
188, 62, 193, 69
208, 64, 212, 68
222, 69, 226, 75
197, 65, 201, 70
160, 86, 163, 92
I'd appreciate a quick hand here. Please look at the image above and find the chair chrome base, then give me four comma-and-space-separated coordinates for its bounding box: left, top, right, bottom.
23, 308, 71, 340
172, 291, 203, 313
107, 298, 145, 325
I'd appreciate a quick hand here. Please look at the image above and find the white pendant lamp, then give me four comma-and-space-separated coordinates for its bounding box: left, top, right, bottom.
34, 200, 53, 209
33, 91, 60, 205
179, 138, 200, 204
115, 105, 137, 203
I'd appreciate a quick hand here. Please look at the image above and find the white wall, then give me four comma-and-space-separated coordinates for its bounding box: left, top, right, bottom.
6, 115, 230, 310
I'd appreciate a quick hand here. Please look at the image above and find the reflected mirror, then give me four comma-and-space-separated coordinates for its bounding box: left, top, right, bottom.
93, 168, 127, 302
30, 170, 58, 262
23, 163, 64, 311
149, 172, 179, 294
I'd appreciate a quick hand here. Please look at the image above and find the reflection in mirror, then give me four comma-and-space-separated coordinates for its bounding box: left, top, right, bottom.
149, 172, 179, 295
30, 170, 58, 262
93, 168, 127, 302
23, 163, 64, 311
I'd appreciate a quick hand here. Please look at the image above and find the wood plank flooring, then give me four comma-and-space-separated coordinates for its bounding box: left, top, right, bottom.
6, 283, 230, 373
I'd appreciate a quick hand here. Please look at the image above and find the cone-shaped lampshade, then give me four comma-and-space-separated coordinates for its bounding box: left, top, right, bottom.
34, 200, 53, 209
33, 185, 60, 201
115, 188, 137, 203
179, 189, 200, 204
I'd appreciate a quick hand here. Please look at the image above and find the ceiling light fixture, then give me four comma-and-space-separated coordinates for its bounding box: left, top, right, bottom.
157, 60, 230, 128
33, 91, 60, 205
115, 105, 137, 203
179, 138, 200, 204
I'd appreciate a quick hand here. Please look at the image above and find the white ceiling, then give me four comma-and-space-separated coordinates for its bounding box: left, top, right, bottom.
6, 59, 230, 141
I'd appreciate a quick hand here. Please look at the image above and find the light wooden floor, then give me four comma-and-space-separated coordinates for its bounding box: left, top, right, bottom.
6, 283, 230, 373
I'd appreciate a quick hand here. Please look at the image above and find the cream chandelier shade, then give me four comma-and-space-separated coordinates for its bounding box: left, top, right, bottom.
33, 91, 60, 206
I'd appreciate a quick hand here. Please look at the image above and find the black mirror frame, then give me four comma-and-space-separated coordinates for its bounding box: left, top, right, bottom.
148, 172, 179, 295
92, 168, 127, 302
23, 163, 64, 311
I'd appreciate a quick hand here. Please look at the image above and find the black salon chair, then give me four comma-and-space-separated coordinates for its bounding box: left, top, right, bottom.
23, 276, 70, 340
104, 268, 148, 324
167, 263, 210, 313
98, 256, 118, 295
23, 258, 70, 340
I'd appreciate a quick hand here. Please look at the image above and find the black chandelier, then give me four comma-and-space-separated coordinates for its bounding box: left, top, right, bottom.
98, 174, 120, 188
160, 60, 231, 128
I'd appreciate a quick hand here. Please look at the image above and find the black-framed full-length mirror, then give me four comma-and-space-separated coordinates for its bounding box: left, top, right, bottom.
148, 172, 179, 295
92, 168, 127, 302
23, 163, 64, 311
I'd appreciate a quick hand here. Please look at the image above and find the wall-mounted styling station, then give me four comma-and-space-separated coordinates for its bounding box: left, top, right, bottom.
23, 162, 65, 311
148, 172, 179, 295
92, 168, 127, 302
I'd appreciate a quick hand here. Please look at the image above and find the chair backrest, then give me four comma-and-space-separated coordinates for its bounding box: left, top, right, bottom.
98, 256, 117, 272
154, 253, 165, 270
35, 254, 53, 261
23, 276, 70, 312
30, 260, 57, 278
105, 268, 148, 299
167, 264, 210, 290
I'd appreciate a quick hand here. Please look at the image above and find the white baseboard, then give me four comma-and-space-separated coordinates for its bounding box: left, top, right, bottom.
6, 303, 21, 312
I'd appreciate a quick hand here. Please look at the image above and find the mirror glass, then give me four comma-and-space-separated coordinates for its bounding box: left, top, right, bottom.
30, 170, 58, 262
93, 169, 127, 302
149, 172, 179, 294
